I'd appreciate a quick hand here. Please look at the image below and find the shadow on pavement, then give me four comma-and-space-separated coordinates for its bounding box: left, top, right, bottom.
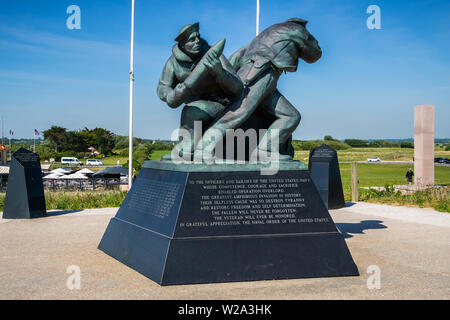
345, 202, 357, 207
336, 220, 387, 239
46, 210, 84, 217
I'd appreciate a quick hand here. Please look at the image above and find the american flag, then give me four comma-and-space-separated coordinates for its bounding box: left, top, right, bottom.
34, 129, 39, 136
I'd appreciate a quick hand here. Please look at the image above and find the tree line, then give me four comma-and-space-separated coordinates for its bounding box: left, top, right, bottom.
8, 126, 173, 164
43, 126, 115, 154
291, 136, 418, 151
343, 139, 414, 148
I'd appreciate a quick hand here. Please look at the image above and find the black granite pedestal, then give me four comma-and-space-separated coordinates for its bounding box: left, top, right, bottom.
98, 161, 358, 285
308, 145, 346, 210
3, 148, 47, 219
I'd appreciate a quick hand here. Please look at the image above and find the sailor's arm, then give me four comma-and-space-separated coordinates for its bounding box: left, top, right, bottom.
203, 52, 243, 97
157, 59, 191, 109
215, 55, 244, 96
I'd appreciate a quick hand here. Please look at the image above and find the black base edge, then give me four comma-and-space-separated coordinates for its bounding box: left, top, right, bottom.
98, 217, 359, 286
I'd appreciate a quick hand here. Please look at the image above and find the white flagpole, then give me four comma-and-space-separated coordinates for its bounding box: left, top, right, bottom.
256, 0, 260, 35
1, 116, 4, 146
128, 0, 135, 190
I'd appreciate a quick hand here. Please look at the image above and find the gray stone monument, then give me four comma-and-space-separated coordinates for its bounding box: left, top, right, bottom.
414, 105, 434, 188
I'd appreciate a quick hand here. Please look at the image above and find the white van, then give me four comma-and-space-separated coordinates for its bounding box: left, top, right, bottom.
86, 159, 104, 166
61, 157, 83, 166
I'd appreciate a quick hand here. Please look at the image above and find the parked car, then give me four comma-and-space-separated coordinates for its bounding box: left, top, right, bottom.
86, 159, 104, 166
367, 157, 381, 162
61, 157, 83, 166
435, 157, 450, 164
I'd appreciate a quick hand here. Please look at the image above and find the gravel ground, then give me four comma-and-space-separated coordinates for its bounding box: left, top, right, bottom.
0, 203, 449, 300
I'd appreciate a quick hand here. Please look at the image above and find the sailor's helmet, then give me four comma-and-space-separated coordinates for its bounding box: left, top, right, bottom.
175, 22, 200, 42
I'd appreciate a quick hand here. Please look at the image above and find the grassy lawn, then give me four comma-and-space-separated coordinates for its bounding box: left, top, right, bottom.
295, 147, 449, 163
0, 191, 127, 212
100, 155, 128, 166
15, 147, 448, 212
97, 151, 170, 164
150, 150, 171, 160
339, 163, 450, 200
103, 148, 449, 192
293, 147, 450, 205
340, 163, 450, 188
43, 147, 447, 167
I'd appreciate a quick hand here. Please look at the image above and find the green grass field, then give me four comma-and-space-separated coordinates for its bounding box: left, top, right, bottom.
17, 147, 448, 212
150, 150, 171, 160
295, 147, 450, 163
95, 151, 170, 164
295, 147, 450, 201
45, 147, 448, 168
126, 147, 450, 189
100, 155, 128, 166
339, 163, 450, 201
144, 149, 450, 197
43, 147, 450, 200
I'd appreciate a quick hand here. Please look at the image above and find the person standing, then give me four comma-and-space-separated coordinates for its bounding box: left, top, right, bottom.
406, 168, 414, 185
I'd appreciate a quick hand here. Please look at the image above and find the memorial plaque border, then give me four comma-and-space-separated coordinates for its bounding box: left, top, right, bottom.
98, 161, 358, 285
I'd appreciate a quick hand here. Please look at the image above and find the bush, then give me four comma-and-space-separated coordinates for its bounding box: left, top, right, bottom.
292, 140, 351, 151
124, 158, 143, 171
117, 148, 129, 157
369, 140, 400, 148
56, 151, 78, 161
35, 145, 58, 161
344, 139, 369, 148
1, 191, 127, 212
322, 140, 351, 151
400, 142, 414, 148
292, 140, 321, 151
45, 191, 127, 210
360, 185, 449, 213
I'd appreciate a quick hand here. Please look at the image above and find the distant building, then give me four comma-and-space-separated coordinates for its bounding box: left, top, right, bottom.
0, 144, 8, 165
88, 146, 101, 156
0, 165, 8, 190
0, 145, 9, 190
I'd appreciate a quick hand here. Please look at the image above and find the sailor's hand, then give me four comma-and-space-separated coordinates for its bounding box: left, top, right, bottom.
203, 51, 222, 76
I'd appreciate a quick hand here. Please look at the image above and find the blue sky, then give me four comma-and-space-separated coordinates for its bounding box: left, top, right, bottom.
0, 0, 449, 140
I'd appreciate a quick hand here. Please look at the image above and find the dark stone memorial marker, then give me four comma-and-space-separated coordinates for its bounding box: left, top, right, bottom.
308, 144, 345, 210
3, 148, 47, 219
98, 161, 358, 285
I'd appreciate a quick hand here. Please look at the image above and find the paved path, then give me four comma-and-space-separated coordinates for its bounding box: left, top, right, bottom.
0, 203, 449, 300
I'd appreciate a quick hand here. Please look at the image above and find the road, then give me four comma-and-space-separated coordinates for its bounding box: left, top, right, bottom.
0, 203, 449, 299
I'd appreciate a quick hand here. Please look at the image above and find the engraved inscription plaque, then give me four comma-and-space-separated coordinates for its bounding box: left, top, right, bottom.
175, 170, 337, 237
114, 168, 186, 237
99, 161, 359, 285
128, 179, 181, 219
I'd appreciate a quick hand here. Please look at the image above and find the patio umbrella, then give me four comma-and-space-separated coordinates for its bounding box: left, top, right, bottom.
50, 168, 67, 175
63, 172, 88, 179
43, 173, 64, 179
78, 168, 94, 174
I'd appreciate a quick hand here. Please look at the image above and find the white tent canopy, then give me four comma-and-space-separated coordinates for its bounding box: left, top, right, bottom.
78, 168, 94, 174
50, 168, 68, 175
62, 172, 88, 180
43, 173, 65, 180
